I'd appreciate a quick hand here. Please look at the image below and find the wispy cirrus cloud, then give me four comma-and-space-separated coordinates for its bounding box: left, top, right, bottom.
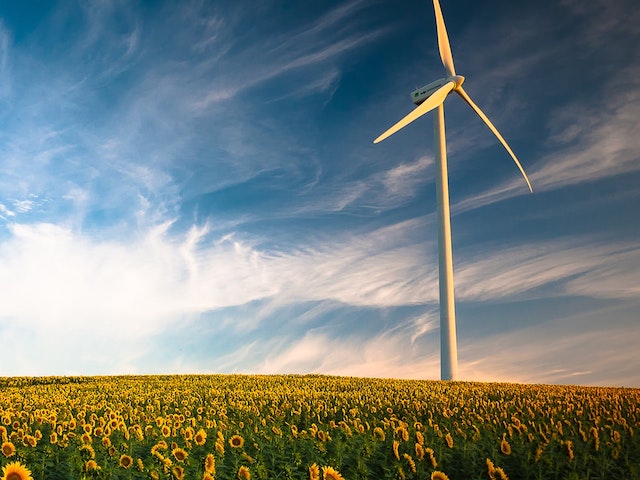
459, 299, 640, 386
450, 62, 640, 213
193, 0, 389, 110
455, 237, 640, 302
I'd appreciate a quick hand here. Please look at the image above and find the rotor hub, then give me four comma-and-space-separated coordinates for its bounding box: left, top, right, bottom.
451, 75, 465, 89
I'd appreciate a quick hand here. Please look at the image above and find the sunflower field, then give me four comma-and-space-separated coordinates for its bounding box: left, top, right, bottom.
0, 375, 638, 480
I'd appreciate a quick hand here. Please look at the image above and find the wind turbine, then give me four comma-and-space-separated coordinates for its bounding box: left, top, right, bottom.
373, 0, 533, 381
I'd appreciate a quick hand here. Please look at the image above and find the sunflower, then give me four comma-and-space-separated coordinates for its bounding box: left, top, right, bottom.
431, 472, 450, 480
229, 434, 244, 448
416, 443, 424, 460
565, 440, 575, 461
373, 427, 385, 441
392, 440, 400, 461
79, 444, 96, 460
194, 429, 207, 446
172, 465, 185, 480
1, 442, 16, 458
172, 447, 188, 462
486, 458, 497, 480
203, 474, 214, 480
215, 441, 224, 455
309, 463, 320, 480
500, 439, 511, 456
204, 453, 216, 474
119, 454, 133, 469
445, 433, 454, 448
426, 448, 437, 468
403, 454, 417, 474
494, 467, 509, 480
322, 466, 345, 480
1, 462, 33, 480
161, 425, 172, 437
85, 460, 100, 472
237, 466, 250, 480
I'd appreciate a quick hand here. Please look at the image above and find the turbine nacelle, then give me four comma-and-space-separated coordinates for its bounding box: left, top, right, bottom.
411, 76, 465, 105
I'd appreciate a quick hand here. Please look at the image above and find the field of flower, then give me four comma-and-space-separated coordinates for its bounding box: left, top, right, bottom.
0, 375, 638, 480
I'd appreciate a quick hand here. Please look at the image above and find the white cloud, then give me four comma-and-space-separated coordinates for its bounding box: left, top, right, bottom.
458, 302, 640, 387
0, 217, 431, 374
383, 155, 433, 198
454, 238, 640, 302
451, 68, 640, 213
254, 316, 439, 379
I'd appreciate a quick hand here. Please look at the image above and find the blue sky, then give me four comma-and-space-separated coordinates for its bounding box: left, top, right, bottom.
0, 0, 638, 386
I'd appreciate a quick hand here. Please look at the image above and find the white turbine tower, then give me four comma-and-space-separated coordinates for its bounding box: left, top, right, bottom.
374, 0, 533, 381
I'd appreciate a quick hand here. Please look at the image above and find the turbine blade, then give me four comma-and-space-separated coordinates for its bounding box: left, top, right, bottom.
433, 0, 456, 77
374, 81, 455, 144
456, 86, 533, 193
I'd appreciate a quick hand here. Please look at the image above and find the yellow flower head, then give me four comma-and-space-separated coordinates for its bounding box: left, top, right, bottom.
79, 444, 96, 460
415, 443, 424, 460
495, 466, 509, 480
486, 458, 497, 480
431, 471, 450, 480
445, 432, 454, 448
392, 440, 400, 460
237, 465, 251, 480
229, 434, 244, 448
85, 460, 100, 472
1, 442, 16, 458
403, 453, 417, 474
215, 440, 225, 455
322, 466, 345, 480
500, 439, 511, 456
172, 447, 188, 462
200, 453, 214, 475
1, 462, 33, 480
194, 429, 207, 446
172, 465, 185, 480
309, 463, 320, 480
119, 454, 134, 469
426, 448, 437, 469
